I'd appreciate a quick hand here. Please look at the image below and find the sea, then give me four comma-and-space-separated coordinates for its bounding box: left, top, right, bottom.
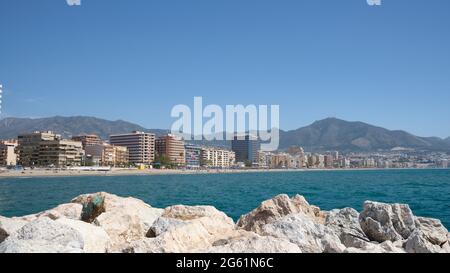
0, 169, 449, 228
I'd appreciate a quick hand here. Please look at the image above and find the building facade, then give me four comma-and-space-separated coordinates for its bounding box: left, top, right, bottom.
38, 139, 84, 167
156, 134, 185, 165
185, 145, 201, 168
17, 131, 60, 166
71, 134, 102, 149
231, 134, 259, 164
0, 140, 18, 166
110, 131, 155, 165
85, 143, 129, 167
201, 147, 235, 168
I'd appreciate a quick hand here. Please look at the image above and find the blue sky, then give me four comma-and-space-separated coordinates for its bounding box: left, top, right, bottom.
0, 0, 449, 137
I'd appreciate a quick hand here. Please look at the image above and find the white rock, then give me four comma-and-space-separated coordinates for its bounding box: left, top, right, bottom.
72, 192, 163, 251
124, 221, 212, 253
237, 194, 326, 233
163, 205, 235, 237
0, 217, 84, 253
359, 201, 415, 242
37, 203, 83, 220
344, 240, 406, 253
56, 218, 110, 253
206, 234, 301, 253
260, 213, 345, 253
0, 216, 29, 243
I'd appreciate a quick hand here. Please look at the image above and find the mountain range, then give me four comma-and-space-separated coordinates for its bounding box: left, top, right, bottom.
0, 116, 449, 152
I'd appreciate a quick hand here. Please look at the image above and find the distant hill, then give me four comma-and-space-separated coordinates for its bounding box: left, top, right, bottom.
0, 116, 448, 152
0, 116, 168, 140
279, 118, 450, 152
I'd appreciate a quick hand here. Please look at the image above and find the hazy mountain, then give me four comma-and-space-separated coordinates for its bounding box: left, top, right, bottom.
0, 116, 168, 140
279, 118, 450, 152
0, 116, 448, 152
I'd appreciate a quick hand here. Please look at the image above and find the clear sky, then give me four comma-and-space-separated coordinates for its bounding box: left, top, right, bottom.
0, 0, 449, 138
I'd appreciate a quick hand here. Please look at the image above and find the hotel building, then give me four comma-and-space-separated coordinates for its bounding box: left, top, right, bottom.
0, 140, 18, 166
17, 131, 60, 166
71, 134, 102, 149
185, 145, 201, 168
201, 147, 235, 168
156, 134, 185, 165
110, 131, 155, 164
231, 134, 259, 164
38, 139, 84, 167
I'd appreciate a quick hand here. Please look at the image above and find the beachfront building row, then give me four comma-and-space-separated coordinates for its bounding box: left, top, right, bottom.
15, 131, 85, 167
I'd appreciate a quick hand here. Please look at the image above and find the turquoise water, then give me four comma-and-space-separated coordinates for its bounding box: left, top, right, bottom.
0, 169, 449, 228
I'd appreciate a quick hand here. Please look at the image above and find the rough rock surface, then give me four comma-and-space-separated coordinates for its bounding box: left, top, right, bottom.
162, 205, 235, 237
236, 194, 326, 233
405, 217, 449, 253
359, 201, 416, 242
72, 192, 163, 251
0, 217, 84, 253
325, 208, 370, 248
206, 234, 301, 253
260, 213, 345, 253
56, 218, 111, 253
0, 216, 28, 243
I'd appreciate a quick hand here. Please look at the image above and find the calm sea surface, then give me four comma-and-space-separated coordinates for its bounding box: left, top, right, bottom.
1, 169, 449, 228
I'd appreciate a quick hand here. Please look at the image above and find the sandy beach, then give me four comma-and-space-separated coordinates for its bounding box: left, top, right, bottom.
0, 166, 431, 179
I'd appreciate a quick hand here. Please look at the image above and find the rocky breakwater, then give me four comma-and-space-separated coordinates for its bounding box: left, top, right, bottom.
0, 192, 449, 253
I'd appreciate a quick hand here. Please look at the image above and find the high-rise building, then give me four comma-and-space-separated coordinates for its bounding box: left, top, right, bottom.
110, 131, 155, 164
156, 134, 185, 165
231, 134, 259, 164
38, 139, 84, 167
324, 155, 334, 168
201, 147, 235, 168
71, 134, 102, 149
0, 140, 18, 166
185, 145, 201, 168
17, 131, 60, 166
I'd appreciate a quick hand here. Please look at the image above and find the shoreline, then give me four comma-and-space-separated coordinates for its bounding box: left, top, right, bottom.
0, 167, 447, 179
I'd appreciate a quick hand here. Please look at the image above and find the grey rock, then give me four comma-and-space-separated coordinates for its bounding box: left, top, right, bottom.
236, 194, 326, 233
261, 213, 345, 253
325, 208, 370, 248
359, 201, 415, 242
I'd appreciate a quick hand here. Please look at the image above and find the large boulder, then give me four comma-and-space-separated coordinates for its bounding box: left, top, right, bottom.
55, 218, 110, 253
72, 192, 163, 251
0, 217, 84, 253
162, 205, 235, 237
0, 216, 28, 243
206, 233, 301, 253
260, 213, 345, 253
405, 217, 449, 253
359, 201, 416, 242
123, 220, 213, 253
325, 208, 370, 248
236, 194, 326, 233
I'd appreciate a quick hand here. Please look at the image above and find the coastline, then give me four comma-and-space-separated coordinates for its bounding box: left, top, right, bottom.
0, 167, 445, 179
